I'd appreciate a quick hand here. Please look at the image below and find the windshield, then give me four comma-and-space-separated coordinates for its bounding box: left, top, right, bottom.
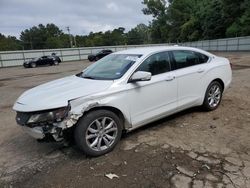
32, 57, 40, 61
80, 54, 142, 80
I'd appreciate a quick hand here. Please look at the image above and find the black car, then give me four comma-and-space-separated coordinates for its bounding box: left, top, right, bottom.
23, 54, 61, 68
88, 49, 113, 62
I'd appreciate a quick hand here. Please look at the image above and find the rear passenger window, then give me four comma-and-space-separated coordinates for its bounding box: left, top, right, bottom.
197, 52, 209, 63
172, 50, 209, 69
136, 52, 171, 76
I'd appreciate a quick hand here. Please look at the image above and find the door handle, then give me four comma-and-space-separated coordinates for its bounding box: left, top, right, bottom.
197, 69, 205, 73
165, 76, 175, 81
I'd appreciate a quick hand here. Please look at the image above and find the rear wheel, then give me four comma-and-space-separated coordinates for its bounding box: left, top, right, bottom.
74, 110, 122, 156
202, 81, 223, 111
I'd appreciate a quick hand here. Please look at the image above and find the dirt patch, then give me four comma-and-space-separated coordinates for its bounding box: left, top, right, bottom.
0, 74, 34, 82
0, 104, 12, 110
36, 72, 62, 76
14, 85, 36, 89
7, 145, 240, 188
0, 82, 4, 87
0, 69, 79, 83
231, 64, 250, 70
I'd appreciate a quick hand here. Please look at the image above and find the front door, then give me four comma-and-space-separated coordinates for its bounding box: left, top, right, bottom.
127, 51, 178, 128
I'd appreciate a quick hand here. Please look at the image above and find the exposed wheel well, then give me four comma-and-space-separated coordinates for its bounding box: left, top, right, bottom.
212, 78, 225, 92
85, 106, 126, 129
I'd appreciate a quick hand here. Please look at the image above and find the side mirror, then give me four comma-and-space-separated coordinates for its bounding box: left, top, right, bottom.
129, 71, 152, 82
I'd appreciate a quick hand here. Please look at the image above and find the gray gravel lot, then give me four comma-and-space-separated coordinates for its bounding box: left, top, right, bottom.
0, 52, 250, 188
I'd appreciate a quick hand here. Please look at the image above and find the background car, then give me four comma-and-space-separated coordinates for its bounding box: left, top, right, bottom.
88, 49, 113, 62
23, 54, 61, 68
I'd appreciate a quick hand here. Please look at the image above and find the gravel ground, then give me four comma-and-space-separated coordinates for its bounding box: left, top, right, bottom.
0, 52, 250, 188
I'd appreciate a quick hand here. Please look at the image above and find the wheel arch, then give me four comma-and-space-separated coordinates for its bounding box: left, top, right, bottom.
85, 106, 129, 130
201, 77, 225, 105
202, 78, 224, 111
211, 78, 225, 92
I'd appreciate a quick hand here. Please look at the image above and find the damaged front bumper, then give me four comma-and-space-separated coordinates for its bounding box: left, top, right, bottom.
18, 122, 65, 141
22, 126, 45, 140
15, 109, 81, 142
14, 100, 118, 142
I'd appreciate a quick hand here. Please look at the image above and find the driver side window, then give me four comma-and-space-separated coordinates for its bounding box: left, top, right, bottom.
136, 51, 171, 76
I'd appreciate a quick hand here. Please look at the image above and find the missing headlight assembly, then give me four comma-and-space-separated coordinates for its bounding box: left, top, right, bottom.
16, 105, 71, 141
28, 106, 70, 124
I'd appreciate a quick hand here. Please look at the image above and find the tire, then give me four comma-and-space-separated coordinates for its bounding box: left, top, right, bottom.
202, 81, 223, 111
88, 55, 95, 62
53, 61, 59, 66
95, 57, 99, 61
74, 110, 122, 156
30, 62, 36, 68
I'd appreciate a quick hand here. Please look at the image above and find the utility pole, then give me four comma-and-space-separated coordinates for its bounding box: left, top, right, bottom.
66, 26, 73, 48
74, 36, 77, 47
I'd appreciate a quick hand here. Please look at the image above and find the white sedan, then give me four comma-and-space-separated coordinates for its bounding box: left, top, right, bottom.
13, 46, 232, 156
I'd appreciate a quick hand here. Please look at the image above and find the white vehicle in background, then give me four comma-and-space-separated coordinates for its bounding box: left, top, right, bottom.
13, 46, 232, 156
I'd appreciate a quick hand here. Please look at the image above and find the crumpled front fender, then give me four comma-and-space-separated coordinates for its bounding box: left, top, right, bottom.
60, 94, 131, 130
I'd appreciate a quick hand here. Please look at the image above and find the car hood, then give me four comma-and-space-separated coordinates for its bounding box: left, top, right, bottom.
13, 75, 113, 112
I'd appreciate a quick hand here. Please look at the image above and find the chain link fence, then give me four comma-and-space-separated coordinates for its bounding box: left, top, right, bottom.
0, 36, 249, 68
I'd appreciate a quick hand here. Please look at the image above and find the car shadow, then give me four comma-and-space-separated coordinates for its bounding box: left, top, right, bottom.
122, 106, 204, 139
55, 106, 207, 158
65, 106, 205, 158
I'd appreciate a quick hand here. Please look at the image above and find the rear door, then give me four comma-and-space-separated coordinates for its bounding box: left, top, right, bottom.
170, 50, 209, 109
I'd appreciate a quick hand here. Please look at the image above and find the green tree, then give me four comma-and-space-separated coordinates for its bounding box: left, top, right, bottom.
142, 0, 250, 42
142, 0, 169, 43
225, 0, 250, 37
167, 0, 200, 41
0, 33, 22, 51
198, 0, 226, 39
127, 24, 150, 44
20, 23, 66, 49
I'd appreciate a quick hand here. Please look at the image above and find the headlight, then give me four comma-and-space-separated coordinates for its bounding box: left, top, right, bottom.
27, 106, 70, 124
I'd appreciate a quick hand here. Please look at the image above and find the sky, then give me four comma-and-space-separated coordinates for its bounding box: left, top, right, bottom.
0, 0, 152, 39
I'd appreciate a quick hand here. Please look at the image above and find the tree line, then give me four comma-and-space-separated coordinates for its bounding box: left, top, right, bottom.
0, 0, 249, 51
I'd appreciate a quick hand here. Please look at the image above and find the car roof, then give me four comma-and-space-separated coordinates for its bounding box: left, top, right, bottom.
114, 46, 214, 57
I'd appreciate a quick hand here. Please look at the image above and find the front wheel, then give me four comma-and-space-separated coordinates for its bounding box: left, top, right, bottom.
202, 81, 223, 111
74, 110, 122, 156
30, 62, 36, 68
53, 61, 59, 65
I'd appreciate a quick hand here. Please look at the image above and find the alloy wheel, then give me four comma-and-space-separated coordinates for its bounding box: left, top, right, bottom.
85, 117, 118, 151
208, 84, 221, 108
